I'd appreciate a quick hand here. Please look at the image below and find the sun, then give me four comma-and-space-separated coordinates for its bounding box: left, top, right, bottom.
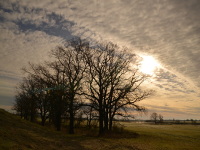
139, 55, 160, 75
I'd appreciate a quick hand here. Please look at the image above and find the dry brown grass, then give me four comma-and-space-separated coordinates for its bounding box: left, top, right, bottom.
1, 109, 200, 150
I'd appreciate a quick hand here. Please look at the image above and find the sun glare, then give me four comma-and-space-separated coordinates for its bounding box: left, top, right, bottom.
139, 55, 160, 75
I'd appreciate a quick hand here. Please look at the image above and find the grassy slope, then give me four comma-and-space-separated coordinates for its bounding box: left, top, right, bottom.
0, 109, 200, 150
0, 109, 87, 150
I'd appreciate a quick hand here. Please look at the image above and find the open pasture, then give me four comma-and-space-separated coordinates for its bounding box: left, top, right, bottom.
0, 109, 200, 150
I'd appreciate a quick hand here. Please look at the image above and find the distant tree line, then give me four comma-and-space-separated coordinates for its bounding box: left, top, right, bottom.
14, 38, 152, 135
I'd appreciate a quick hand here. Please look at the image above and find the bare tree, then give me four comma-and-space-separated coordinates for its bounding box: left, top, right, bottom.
50, 38, 88, 134
14, 38, 152, 135
83, 42, 151, 135
22, 62, 67, 131
14, 76, 38, 122
14, 92, 28, 119
158, 114, 164, 123
82, 106, 97, 128
18, 38, 87, 133
150, 112, 158, 124
34, 87, 51, 126
150, 113, 164, 124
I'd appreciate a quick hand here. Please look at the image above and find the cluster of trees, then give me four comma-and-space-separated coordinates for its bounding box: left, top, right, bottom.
14, 38, 151, 135
150, 112, 164, 124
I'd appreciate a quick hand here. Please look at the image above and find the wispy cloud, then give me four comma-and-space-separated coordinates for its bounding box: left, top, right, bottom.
0, 0, 199, 119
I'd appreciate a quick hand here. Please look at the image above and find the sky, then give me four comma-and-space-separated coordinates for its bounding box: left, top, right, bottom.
0, 0, 199, 120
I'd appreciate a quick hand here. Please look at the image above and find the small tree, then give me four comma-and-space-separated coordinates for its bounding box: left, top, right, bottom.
150, 112, 158, 124
82, 106, 97, 128
158, 114, 164, 123
150, 113, 164, 124
14, 76, 38, 122
14, 92, 28, 119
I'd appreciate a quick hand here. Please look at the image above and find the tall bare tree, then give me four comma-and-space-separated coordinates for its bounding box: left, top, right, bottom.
50, 38, 88, 134
83, 42, 151, 134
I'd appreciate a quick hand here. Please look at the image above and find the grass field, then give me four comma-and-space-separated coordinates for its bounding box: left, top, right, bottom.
0, 109, 200, 150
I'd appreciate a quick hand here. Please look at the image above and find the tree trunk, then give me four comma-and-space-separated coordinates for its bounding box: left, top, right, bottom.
69, 110, 74, 134
108, 105, 112, 131
20, 111, 23, 118
88, 107, 93, 128
109, 111, 115, 131
55, 96, 62, 131
56, 109, 61, 131
98, 102, 104, 135
99, 111, 104, 135
30, 109, 35, 122
41, 115, 46, 126
109, 116, 113, 131
69, 97, 74, 134
104, 107, 108, 131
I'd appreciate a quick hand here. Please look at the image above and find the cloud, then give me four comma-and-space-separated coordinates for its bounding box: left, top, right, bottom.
0, 95, 15, 106
0, 70, 21, 106
0, 0, 199, 119
56, 0, 200, 88
0, 105, 14, 112
142, 104, 200, 119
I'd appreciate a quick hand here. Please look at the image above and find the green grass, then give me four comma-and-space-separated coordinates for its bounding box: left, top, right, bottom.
0, 109, 200, 150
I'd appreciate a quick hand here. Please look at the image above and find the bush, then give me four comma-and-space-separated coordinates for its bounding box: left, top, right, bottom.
112, 122, 125, 133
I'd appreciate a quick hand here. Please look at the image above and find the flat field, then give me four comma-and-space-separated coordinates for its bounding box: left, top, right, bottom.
120, 122, 200, 150
0, 109, 200, 150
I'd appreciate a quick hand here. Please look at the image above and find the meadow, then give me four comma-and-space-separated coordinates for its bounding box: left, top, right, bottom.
0, 109, 200, 150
